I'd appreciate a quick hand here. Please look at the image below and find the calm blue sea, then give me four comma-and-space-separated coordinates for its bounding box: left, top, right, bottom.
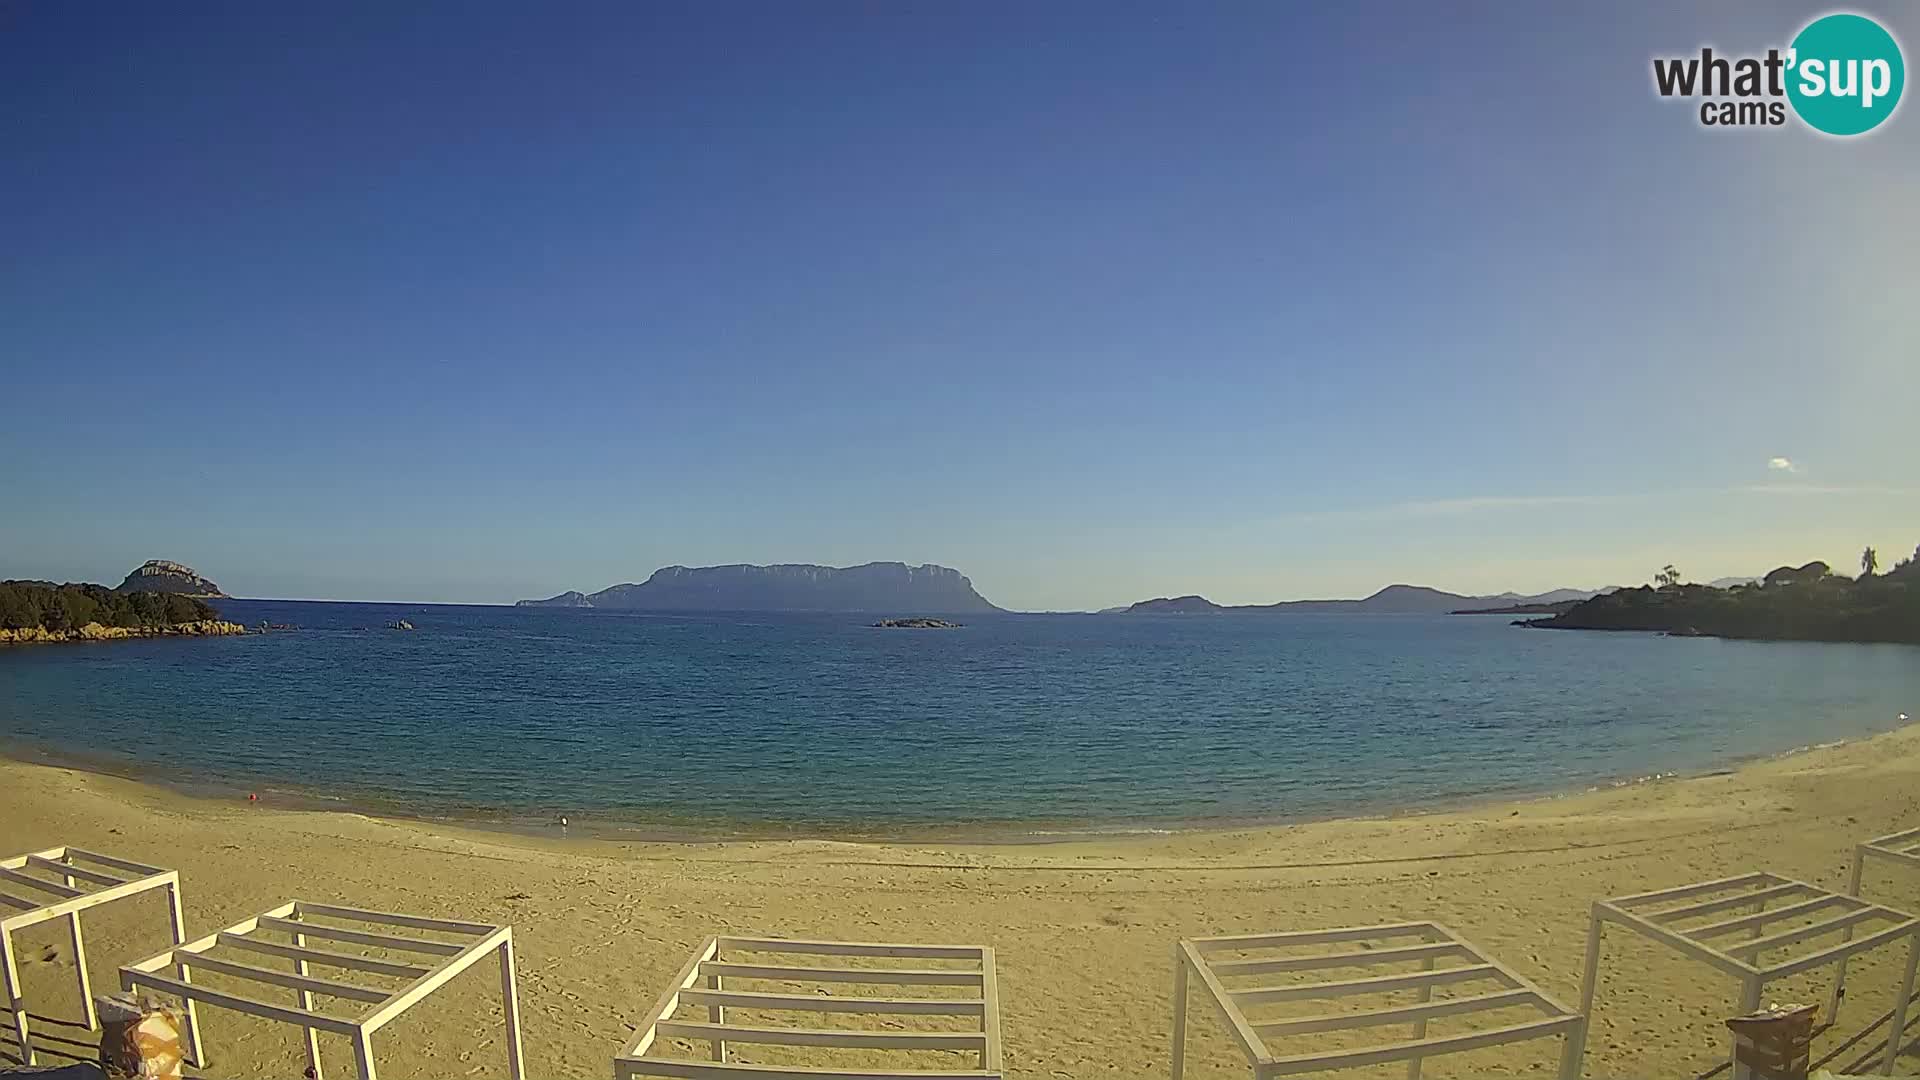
2, 601, 1917, 835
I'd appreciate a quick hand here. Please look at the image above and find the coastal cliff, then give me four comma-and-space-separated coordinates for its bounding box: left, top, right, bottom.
520, 562, 1002, 613
117, 559, 228, 598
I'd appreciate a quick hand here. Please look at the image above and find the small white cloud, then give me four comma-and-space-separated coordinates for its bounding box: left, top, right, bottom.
1767, 457, 1798, 472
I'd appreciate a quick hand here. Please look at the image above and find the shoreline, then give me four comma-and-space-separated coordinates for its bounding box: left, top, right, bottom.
7, 724, 1920, 1077
0, 619, 247, 645
0, 720, 1904, 849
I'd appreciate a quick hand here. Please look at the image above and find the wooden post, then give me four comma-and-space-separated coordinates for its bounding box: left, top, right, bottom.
59, 859, 97, 1032
981, 947, 1003, 1076
1170, 943, 1188, 1080
708, 970, 725, 1061
2, 929, 31, 1066
1884, 931, 1920, 1076
353, 1027, 379, 1080
1562, 913, 1604, 1080
1407, 954, 1436, 1080
1559, 1012, 1590, 1080
1575, 912, 1604, 1026
499, 936, 526, 1080
1827, 848, 1866, 1028
1732, 979, 1764, 1080
292, 923, 324, 1080
165, 882, 203, 1067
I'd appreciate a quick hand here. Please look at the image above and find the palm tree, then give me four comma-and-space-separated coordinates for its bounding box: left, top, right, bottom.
1655, 565, 1680, 588
1861, 547, 1879, 578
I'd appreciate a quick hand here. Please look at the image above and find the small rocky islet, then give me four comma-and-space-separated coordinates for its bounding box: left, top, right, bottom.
871, 617, 963, 629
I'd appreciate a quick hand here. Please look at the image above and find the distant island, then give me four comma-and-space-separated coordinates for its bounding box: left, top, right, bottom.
873, 618, 962, 629
519, 562, 1002, 613
117, 559, 228, 598
1525, 552, 1920, 644
1451, 600, 1583, 616
1125, 584, 1603, 616
2, 563, 245, 645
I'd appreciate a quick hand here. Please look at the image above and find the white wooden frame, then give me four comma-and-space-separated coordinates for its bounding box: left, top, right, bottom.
615, 935, 1003, 1079
1576, 871, 1920, 1079
1172, 921, 1584, 1080
1825, 828, 1920, 1045
120, 899, 525, 1080
1, 845, 186, 1067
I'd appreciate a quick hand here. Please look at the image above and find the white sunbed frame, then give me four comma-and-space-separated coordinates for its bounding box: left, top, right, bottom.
1171, 921, 1585, 1080
615, 935, 1004, 1079
0, 845, 187, 1067
1576, 871, 1920, 1079
1825, 828, 1920, 1052
120, 899, 525, 1080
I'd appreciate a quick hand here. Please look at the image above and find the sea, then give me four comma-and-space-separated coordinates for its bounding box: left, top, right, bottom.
2, 600, 1917, 838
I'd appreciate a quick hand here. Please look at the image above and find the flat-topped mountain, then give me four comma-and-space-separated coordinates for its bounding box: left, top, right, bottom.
1125, 584, 1604, 615
519, 562, 1002, 613
116, 559, 227, 598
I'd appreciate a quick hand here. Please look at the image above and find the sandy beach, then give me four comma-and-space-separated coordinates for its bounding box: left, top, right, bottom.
4, 729, 1919, 1080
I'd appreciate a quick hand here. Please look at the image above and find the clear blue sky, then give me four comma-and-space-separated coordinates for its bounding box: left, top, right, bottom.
3, 3, 1916, 608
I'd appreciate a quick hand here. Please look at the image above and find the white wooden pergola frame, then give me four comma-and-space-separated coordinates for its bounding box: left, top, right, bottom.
1825, 828, 1920, 1047
615, 935, 1004, 1079
1575, 871, 1920, 1078
119, 899, 526, 1080
1171, 921, 1585, 1080
1, 845, 187, 1067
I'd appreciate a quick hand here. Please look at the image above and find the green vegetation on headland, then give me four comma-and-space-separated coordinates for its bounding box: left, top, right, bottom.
0, 579, 245, 645
1526, 547, 1920, 644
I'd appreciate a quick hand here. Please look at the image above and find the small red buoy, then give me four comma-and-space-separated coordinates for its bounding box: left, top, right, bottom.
248, 793, 258, 803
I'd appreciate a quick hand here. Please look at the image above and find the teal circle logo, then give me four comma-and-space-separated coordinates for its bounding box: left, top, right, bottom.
1787, 13, 1904, 135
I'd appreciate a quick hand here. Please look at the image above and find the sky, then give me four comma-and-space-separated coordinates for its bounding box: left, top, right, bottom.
2, 3, 1916, 610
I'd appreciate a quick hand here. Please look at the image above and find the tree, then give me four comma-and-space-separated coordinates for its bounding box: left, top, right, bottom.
1862, 547, 1879, 578
1655, 565, 1681, 588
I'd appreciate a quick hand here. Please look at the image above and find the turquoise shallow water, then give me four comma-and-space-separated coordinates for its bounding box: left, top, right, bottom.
1, 600, 1916, 834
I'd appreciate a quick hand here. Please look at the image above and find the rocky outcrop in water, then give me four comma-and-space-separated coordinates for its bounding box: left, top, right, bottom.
872, 618, 963, 629
521, 562, 1002, 613
117, 560, 227, 598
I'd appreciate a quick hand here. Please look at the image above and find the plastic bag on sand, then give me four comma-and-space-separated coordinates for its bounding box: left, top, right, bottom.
95, 993, 182, 1079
